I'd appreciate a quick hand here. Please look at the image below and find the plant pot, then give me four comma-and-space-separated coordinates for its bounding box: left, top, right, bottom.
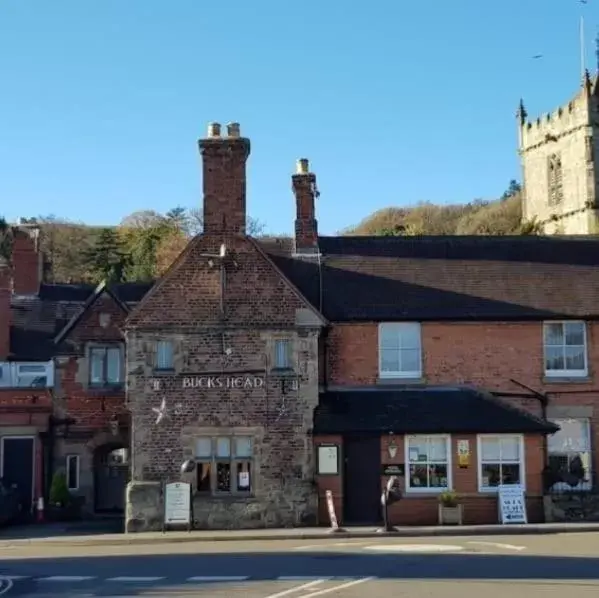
438, 503, 463, 525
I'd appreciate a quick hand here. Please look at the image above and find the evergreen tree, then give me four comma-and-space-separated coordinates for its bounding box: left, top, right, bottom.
0, 217, 11, 261
84, 227, 128, 283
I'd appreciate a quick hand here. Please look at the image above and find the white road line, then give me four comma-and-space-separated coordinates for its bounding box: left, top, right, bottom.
4, 576, 29, 581
37, 576, 96, 582
263, 579, 325, 598
277, 576, 332, 581
0, 577, 13, 597
297, 577, 375, 597
187, 576, 250, 582
467, 541, 526, 551
106, 576, 165, 582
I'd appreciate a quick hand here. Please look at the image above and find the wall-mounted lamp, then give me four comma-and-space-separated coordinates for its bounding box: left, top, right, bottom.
387, 435, 398, 460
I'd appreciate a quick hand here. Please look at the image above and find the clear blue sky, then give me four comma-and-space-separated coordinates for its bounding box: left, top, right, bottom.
0, 1, 595, 235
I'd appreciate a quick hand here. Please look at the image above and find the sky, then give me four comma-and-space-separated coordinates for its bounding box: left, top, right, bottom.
0, 1, 595, 235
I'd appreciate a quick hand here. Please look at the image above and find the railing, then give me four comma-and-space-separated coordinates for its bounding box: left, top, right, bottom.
0, 361, 54, 389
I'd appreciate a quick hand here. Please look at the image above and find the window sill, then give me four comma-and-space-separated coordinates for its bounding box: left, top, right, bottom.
271, 367, 296, 376
153, 368, 175, 376
193, 493, 255, 501
543, 375, 591, 384
478, 486, 526, 494
405, 488, 449, 496
87, 385, 124, 394
377, 376, 425, 386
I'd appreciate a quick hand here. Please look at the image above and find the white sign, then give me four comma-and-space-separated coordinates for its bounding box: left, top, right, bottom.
164, 482, 191, 525
498, 485, 527, 524
318, 445, 339, 475
457, 439, 470, 455
182, 376, 264, 389
238, 471, 250, 489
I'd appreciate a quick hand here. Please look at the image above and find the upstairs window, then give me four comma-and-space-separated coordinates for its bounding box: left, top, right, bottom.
273, 339, 292, 370
155, 340, 174, 371
379, 323, 422, 379
89, 345, 122, 387
548, 154, 563, 206
543, 321, 588, 378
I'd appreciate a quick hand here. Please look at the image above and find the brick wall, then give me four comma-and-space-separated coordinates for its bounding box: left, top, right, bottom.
11, 227, 41, 295
0, 264, 10, 359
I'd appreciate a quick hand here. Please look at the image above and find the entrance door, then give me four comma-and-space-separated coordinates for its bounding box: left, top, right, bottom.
94, 446, 129, 513
343, 436, 381, 525
1, 437, 35, 515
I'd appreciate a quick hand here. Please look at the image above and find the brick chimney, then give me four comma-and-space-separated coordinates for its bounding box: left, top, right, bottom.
0, 261, 10, 360
12, 225, 42, 295
292, 158, 319, 253
198, 122, 251, 236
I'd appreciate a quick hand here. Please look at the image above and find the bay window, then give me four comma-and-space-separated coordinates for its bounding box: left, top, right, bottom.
406, 435, 450, 492
478, 435, 524, 491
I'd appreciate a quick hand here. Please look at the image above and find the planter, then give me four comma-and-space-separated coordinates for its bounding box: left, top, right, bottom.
438, 503, 463, 525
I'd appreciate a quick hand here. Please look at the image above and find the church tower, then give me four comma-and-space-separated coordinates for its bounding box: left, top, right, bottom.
518, 71, 599, 234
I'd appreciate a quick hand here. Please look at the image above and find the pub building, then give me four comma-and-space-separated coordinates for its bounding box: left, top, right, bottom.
124, 121, 599, 531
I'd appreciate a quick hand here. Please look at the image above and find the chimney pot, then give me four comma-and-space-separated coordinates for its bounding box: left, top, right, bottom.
296, 158, 310, 175
227, 122, 241, 138
207, 122, 221, 138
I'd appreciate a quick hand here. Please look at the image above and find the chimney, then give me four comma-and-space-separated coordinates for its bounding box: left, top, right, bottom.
12, 225, 42, 294
198, 122, 251, 236
0, 261, 10, 360
292, 158, 319, 253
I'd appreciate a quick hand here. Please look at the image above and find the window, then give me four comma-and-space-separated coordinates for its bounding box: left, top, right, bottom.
195, 436, 253, 495
273, 339, 292, 369
406, 435, 450, 492
547, 418, 592, 491
547, 154, 563, 206
543, 321, 588, 377
478, 435, 524, 491
89, 345, 122, 387
155, 340, 174, 370
66, 455, 79, 491
379, 323, 422, 379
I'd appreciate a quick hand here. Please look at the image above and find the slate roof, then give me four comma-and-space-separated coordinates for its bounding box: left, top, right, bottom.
314, 387, 559, 435
263, 235, 599, 321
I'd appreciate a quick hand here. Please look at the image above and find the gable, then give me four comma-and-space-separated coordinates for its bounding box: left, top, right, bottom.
126, 234, 326, 330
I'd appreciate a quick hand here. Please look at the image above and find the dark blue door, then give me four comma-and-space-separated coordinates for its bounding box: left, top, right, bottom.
2, 437, 34, 514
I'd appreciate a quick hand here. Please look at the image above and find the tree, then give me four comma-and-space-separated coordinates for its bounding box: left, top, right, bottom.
0, 217, 11, 261
84, 228, 128, 283
188, 207, 265, 237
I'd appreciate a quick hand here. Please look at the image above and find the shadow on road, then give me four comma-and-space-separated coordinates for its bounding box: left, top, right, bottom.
2, 550, 599, 582
0, 520, 123, 541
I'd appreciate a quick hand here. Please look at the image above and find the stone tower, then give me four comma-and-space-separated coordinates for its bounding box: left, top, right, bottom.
518, 71, 599, 234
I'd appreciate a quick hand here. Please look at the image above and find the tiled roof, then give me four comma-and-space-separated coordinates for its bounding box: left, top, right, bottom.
314, 387, 558, 435
264, 235, 599, 321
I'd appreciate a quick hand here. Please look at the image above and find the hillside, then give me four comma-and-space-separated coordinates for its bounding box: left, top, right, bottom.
1, 181, 536, 284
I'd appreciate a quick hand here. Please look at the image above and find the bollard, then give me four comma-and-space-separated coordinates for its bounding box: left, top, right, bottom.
36, 496, 44, 523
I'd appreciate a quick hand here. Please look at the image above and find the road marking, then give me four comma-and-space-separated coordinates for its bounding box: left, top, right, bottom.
364, 543, 464, 553
297, 577, 375, 597
106, 576, 165, 582
263, 579, 325, 598
38, 576, 96, 582
4, 576, 29, 581
187, 576, 250, 582
467, 541, 526, 551
0, 577, 14, 597
277, 576, 332, 581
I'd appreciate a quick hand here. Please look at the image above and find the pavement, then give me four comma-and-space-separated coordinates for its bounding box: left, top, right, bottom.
1, 531, 599, 596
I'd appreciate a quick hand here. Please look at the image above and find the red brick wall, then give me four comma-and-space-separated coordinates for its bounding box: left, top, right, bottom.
11, 228, 41, 295
314, 435, 343, 525
0, 265, 10, 359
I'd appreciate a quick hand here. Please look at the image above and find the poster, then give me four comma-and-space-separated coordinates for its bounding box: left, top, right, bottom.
498, 485, 527, 524
457, 439, 470, 467
318, 445, 339, 475
238, 471, 250, 489
164, 482, 191, 525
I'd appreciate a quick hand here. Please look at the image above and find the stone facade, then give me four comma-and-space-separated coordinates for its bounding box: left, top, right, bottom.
518, 74, 599, 234
124, 124, 324, 532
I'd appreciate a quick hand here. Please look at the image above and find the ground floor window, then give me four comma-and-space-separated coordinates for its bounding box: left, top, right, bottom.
194, 436, 253, 495
478, 435, 524, 491
405, 435, 450, 492
65, 454, 80, 491
547, 418, 592, 491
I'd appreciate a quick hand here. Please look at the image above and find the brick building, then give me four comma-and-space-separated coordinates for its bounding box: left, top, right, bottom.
3, 121, 599, 530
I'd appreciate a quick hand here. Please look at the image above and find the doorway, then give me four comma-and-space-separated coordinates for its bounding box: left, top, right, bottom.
1, 436, 35, 516
94, 445, 129, 513
343, 435, 381, 525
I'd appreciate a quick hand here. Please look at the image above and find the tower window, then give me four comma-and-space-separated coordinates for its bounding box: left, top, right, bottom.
548, 154, 563, 206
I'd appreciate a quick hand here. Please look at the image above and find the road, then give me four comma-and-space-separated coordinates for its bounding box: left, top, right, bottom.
1, 532, 599, 596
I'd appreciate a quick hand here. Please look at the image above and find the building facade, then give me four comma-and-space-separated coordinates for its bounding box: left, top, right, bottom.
3, 121, 599, 530
519, 71, 599, 234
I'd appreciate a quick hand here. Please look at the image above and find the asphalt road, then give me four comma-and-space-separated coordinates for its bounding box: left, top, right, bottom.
1, 533, 599, 596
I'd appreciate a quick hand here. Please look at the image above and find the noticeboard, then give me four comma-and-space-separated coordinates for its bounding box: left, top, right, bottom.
163, 482, 192, 531
498, 485, 527, 524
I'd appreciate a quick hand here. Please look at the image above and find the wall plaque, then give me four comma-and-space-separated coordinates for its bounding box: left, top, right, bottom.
381, 464, 405, 476
182, 375, 265, 389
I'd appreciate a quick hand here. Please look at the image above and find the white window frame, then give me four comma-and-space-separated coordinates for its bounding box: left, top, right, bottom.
548, 418, 592, 491
155, 340, 174, 370
378, 322, 422, 379
65, 454, 80, 491
88, 344, 123, 387
477, 434, 526, 493
404, 434, 452, 494
543, 321, 588, 378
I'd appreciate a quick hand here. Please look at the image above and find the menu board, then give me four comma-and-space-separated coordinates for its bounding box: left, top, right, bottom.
164, 482, 191, 527
498, 485, 527, 524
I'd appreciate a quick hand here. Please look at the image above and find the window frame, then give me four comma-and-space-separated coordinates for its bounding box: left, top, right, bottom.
88, 344, 123, 388
378, 322, 423, 379
477, 434, 526, 493
543, 320, 588, 378
547, 417, 592, 491
155, 340, 174, 371
273, 338, 293, 370
65, 454, 80, 491
404, 434, 452, 494
194, 435, 254, 496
